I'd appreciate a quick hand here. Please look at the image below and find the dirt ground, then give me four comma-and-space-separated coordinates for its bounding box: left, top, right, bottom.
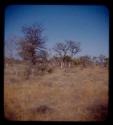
4, 65, 108, 121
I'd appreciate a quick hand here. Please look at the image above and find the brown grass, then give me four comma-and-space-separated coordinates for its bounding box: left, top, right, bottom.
4, 65, 108, 121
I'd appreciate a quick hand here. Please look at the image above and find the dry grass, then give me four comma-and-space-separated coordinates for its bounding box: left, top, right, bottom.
4, 65, 108, 121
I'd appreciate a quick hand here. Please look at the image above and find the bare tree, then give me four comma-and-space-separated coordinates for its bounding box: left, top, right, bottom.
5, 36, 20, 78
53, 42, 69, 57
53, 42, 69, 69
18, 24, 46, 79
66, 40, 80, 57
5, 36, 18, 60
53, 40, 81, 70
66, 40, 81, 69
18, 24, 45, 63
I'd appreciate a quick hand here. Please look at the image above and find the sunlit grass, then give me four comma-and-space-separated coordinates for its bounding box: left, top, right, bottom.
4, 65, 108, 121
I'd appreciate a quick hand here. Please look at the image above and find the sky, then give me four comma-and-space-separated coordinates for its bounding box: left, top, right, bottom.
5, 5, 109, 57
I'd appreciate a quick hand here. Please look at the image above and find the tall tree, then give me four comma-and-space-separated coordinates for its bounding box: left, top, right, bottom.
18, 24, 46, 79
18, 24, 46, 65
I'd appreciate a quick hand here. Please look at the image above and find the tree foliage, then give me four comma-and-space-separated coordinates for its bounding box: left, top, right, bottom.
18, 24, 46, 65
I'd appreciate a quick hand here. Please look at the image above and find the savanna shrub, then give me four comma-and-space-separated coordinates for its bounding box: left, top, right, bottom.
47, 68, 53, 73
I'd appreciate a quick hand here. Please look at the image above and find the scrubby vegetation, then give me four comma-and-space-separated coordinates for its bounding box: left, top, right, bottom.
4, 24, 109, 121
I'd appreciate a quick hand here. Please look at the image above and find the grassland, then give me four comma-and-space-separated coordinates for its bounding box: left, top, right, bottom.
4, 65, 108, 121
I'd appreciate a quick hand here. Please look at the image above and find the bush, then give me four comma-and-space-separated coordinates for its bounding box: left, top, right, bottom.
40, 66, 47, 72
73, 58, 81, 66
36, 105, 53, 114
47, 68, 53, 73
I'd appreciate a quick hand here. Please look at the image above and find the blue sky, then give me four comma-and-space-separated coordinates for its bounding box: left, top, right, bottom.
5, 5, 109, 57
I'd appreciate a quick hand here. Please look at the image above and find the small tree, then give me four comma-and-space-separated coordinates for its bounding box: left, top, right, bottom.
53, 42, 69, 69
80, 55, 92, 68
53, 40, 80, 70
98, 55, 109, 67
5, 36, 18, 60
104, 57, 109, 67
98, 55, 106, 67
73, 58, 81, 66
